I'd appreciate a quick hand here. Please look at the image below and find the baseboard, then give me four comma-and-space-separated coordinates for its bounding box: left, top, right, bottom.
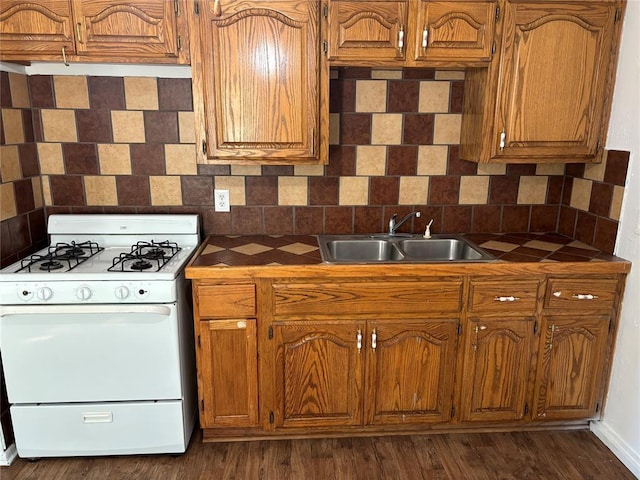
0, 443, 17, 467
591, 421, 640, 479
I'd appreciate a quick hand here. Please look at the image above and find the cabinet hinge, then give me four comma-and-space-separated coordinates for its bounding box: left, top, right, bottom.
174, 0, 180, 16
323, 3, 329, 18
177, 35, 182, 51
596, 139, 601, 152
323, 40, 328, 54
495, 5, 500, 21
457, 323, 462, 336
202, 140, 207, 155
269, 411, 275, 424
614, 8, 620, 23
194, 1, 200, 15
201, 399, 204, 411
524, 403, 529, 415
609, 319, 613, 333
451, 406, 455, 418
533, 320, 538, 335
595, 402, 601, 413
268, 325, 273, 339
197, 334, 201, 348
491, 41, 497, 56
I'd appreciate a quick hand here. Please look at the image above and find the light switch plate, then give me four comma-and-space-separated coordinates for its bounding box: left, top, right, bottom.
214, 189, 230, 212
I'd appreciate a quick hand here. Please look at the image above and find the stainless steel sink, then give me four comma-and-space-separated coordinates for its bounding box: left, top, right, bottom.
317, 235, 495, 263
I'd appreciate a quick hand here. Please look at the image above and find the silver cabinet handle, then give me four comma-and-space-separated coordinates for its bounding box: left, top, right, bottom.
499, 130, 506, 150
494, 296, 520, 302
422, 27, 428, 48
61, 47, 69, 66
397, 26, 404, 52
371, 328, 377, 350
356, 329, 362, 352
76, 22, 83, 43
572, 293, 599, 300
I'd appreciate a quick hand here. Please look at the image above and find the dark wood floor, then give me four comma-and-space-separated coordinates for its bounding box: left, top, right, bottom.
2, 429, 634, 480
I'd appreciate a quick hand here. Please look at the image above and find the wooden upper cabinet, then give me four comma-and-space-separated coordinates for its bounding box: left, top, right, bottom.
192, 0, 328, 164
327, 1, 409, 64
413, 1, 496, 64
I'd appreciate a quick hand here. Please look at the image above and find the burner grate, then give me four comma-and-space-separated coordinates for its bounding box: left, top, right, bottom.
18, 241, 104, 273
108, 240, 181, 273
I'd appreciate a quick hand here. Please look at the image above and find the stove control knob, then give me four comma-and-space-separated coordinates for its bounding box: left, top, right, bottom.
20, 289, 33, 301
37, 287, 53, 301
77, 286, 92, 301
115, 286, 130, 300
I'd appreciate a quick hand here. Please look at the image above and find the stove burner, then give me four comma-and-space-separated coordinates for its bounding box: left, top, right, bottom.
63, 247, 86, 257
39, 260, 64, 271
130, 259, 153, 271
142, 247, 167, 260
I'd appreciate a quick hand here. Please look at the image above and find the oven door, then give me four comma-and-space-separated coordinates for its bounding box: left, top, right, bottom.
0, 304, 183, 403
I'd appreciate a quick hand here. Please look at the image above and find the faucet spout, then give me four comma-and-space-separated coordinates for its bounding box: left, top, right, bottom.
388, 211, 421, 235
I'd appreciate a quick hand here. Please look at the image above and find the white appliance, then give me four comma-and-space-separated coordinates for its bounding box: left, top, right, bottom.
0, 214, 200, 459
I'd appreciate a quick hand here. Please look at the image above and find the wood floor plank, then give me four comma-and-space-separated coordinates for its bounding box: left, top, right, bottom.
1, 429, 635, 480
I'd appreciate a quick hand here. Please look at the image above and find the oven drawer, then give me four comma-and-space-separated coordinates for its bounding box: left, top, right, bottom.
10, 401, 190, 457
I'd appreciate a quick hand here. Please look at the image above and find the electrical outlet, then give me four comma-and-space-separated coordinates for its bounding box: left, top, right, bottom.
214, 189, 230, 212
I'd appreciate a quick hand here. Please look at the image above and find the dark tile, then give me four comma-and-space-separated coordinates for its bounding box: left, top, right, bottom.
447, 146, 477, 175
450, 81, 464, 114
489, 176, 519, 205
1, 220, 15, 262
324, 206, 353, 234
387, 145, 417, 175
443, 205, 472, 233
530, 205, 558, 232
557, 206, 577, 238
370, 177, 399, 205
18, 143, 39, 177
0, 72, 11, 108
506, 164, 537, 176
22, 109, 34, 142
264, 207, 293, 234
131, 144, 165, 175
589, 182, 613, 217
388, 80, 419, 113
501, 206, 530, 232
327, 145, 356, 176
201, 208, 231, 235
565, 163, 585, 178
49, 175, 85, 206
28, 75, 55, 108
340, 113, 371, 144
556, 245, 598, 259
500, 251, 545, 262
547, 176, 564, 205
14, 178, 35, 214
181, 176, 213, 206
143, 111, 179, 143
198, 164, 230, 176
6, 214, 30, 254
429, 176, 460, 205
604, 150, 629, 186
403, 114, 434, 144
28, 208, 47, 245
593, 217, 618, 255
294, 207, 323, 235
231, 206, 263, 234
546, 251, 592, 262
574, 211, 596, 246
472, 205, 501, 233
354, 206, 383, 233
561, 176, 573, 206
62, 143, 98, 174
510, 246, 550, 259
116, 176, 151, 206
262, 165, 294, 176
246, 176, 277, 205
403, 68, 435, 80
158, 78, 193, 111
330, 79, 356, 113
88, 76, 125, 110
76, 110, 112, 143
537, 232, 574, 245
309, 177, 339, 205
337, 67, 372, 79
32, 110, 43, 142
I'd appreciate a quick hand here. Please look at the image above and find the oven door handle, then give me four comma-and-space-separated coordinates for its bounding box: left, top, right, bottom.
0, 304, 173, 316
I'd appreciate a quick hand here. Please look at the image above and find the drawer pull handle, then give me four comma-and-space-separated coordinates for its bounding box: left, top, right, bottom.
572, 293, 599, 300
371, 328, 377, 350
553, 291, 562, 297
397, 26, 404, 52
422, 27, 429, 48
82, 412, 113, 423
494, 296, 520, 302
356, 329, 362, 352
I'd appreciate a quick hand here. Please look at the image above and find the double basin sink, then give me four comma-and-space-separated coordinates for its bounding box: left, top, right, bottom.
317, 234, 496, 263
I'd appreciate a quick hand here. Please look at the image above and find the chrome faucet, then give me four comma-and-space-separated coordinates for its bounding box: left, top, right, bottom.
388, 211, 420, 235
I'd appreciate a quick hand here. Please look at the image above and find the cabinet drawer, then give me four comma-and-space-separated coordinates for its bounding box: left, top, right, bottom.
196, 284, 256, 318
273, 280, 462, 316
544, 278, 618, 311
468, 280, 540, 314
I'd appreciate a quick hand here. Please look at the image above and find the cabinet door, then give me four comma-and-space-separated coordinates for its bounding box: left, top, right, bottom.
365, 321, 458, 425
414, 1, 495, 64
327, 0, 408, 64
0, 1, 75, 57
459, 318, 533, 422
72, 0, 182, 60
493, 2, 618, 161
273, 321, 363, 428
533, 315, 610, 420
195, 0, 325, 163
198, 319, 259, 428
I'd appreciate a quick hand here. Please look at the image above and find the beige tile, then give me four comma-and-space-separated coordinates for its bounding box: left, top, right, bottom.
2, 109, 25, 144
433, 114, 462, 144
371, 70, 403, 80
98, 144, 131, 175
417, 145, 448, 175
124, 77, 159, 110
329, 113, 340, 145
610, 186, 624, 221
8, 73, 30, 107
398, 176, 428, 205
355, 80, 387, 112
339, 176, 369, 205
41, 175, 52, 206
32, 177, 43, 209
569, 178, 593, 211
371, 114, 402, 144
231, 165, 261, 176
278, 176, 308, 205
41, 109, 77, 142
278, 242, 319, 254
231, 243, 274, 255
523, 240, 563, 251
477, 163, 507, 175
584, 159, 606, 182
567, 240, 599, 251
418, 81, 450, 113
435, 71, 465, 80
111, 111, 145, 143
53, 76, 89, 109
459, 176, 489, 204
149, 176, 182, 206
0, 183, 16, 220
479, 240, 519, 252
85, 176, 117, 206
295, 164, 324, 176
215, 176, 246, 205
38, 143, 65, 174
517, 176, 548, 205
178, 111, 196, 143
535, 163, 565, 176
165, 144, 197, 175
356, 146, 387, 176
0, 145, 21, 182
